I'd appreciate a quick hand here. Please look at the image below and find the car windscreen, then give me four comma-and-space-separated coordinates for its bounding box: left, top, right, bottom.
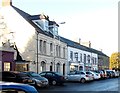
17, 73, 29, 78
30, 72, 41, 77
54, 72, 62, 76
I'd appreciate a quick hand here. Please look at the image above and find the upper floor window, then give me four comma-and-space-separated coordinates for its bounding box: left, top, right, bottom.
91, 57, 94, 65
74, 52, 78, 61
70, 51, 73, 61
95, 58, 97, 65
63, 47, 65, 58
58, 46, 61, 57
56, 45, 59, 57
43, 41, 46, 54
39, 40, 43, 53
87, 55, 90, 63
80, 53, 82, 62
84, 54, 86, 63
50, 43, 53, 55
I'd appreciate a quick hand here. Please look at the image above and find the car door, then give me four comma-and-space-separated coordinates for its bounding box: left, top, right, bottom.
79, 71, 85, 79
2, 72, 16, 82
74, 71, 82, 81
45, 72, 54, 82
67, 72, 76, 81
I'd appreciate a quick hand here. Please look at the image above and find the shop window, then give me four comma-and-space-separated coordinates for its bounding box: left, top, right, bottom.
4, 62, 10, 71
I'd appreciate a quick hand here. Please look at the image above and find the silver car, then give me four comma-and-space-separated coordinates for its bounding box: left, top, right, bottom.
86, 71, 101, 80
66, 71, 93, 83
22, 71, 49, 88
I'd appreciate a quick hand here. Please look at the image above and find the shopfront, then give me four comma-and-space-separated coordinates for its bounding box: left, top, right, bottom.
70, 62, 84, 72
1, 50, 15, 71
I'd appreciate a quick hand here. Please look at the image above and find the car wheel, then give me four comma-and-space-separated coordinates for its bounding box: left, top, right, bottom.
52, 80, 57, 85
80, 78, 86, 83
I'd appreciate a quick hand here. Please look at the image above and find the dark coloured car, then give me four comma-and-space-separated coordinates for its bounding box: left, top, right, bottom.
106, 70, 112, 78
22, 71, 49, 88
106, 70, 115, 78
0, 71, 35, 85
0, 81, 38, 93
39, 71, 65, 85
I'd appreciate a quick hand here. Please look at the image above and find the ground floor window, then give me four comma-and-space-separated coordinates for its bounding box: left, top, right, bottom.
50, 62, 53, 71
4, 62, 10, 71
41, 61, 46, 72
56, 63, 60, 73
70, 65, 78, 71
79, 66, 83, 71
15, 64, 28, 71
63, 63, 65, 75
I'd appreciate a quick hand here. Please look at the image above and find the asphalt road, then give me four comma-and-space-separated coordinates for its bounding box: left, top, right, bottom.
37, 77, 119, 93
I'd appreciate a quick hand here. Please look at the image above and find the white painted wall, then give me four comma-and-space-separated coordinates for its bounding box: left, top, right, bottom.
68, 46, 98, 71
0, 6, 36, 61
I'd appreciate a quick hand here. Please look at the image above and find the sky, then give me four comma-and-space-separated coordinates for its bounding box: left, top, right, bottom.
1, 0, 119, 56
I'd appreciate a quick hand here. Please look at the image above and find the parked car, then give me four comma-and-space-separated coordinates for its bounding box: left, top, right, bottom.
112, 70, 119, 77
22, 71, 49, 88
0, 71, 35, 86
94, 70, 107, 79
0, 81, 38, 93
39, 71, 65, 85
86, 71, 101, 80
106, 70, 115, 78
66, 71, 93, 83
102, 70, 107, 78
106, 70, 113, 78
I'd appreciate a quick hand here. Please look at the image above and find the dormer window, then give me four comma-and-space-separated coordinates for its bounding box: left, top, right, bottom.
48, 20, 59, 36
36, 21, 42, 28
32, 20, 43, 30
32, 14, 49, 32
53, 25, 58, 36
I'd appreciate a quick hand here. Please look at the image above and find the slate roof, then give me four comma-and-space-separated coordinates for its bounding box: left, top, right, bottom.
12, 5, 54, 38
60, 36, 108, 57
11, 5, 108, 57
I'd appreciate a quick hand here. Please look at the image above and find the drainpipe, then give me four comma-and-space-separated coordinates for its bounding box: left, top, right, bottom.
36, 31, 39, 74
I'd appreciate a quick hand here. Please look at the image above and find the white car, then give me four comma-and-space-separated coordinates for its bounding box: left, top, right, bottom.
113, 70, 119, 77
66, 71, 93, 83
86, 71, 101, 80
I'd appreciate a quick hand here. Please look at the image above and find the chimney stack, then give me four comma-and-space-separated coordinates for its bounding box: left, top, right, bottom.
89, 41, 91, 48
79, 38, 81, 45
2, 0, 12, 7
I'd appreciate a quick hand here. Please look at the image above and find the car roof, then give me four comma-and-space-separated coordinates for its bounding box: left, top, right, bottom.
1, 71, 21, 74
0, 81, 38, 93
41, 71, 55, 73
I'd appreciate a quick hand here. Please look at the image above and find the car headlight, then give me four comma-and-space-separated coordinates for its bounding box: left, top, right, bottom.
34, 79, 42, 83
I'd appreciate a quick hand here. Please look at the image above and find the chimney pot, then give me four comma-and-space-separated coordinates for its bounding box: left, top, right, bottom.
2, 0, 12, 7
79, 38, 81, 44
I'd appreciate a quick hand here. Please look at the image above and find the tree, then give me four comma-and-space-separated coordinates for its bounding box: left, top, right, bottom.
110, 52, 120, 71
